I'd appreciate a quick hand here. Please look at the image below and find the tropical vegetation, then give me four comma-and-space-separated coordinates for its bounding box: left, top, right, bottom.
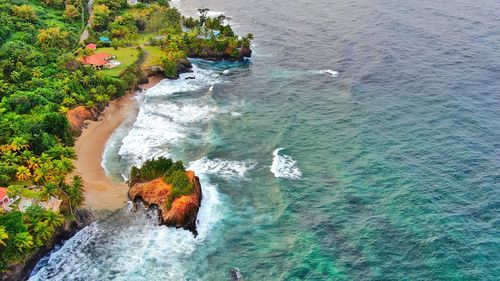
0, 0, 251, 273
130, 157, 194, 210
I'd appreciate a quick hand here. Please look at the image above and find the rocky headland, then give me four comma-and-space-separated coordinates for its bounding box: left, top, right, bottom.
128, 170, 202, 234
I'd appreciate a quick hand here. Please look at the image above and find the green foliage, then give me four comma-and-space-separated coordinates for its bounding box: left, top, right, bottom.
163, 170, 194, 210
92, 4, 111, 31
94, 0, 127, 12
61, 175, 85, 215
0, 206, 64, 271
162, 58, 177, 78
129, 157, 194, 211
130, 157, 185, 182
64, 4, 80, 20
11, 5, 37, 22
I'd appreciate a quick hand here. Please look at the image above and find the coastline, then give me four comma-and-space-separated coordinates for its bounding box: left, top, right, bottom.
74, 76, 163, 211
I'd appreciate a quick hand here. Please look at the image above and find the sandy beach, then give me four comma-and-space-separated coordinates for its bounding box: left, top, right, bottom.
74, 76, 163, 211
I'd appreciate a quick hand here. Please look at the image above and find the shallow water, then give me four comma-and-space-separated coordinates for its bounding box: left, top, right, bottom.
31, 0, 500, 280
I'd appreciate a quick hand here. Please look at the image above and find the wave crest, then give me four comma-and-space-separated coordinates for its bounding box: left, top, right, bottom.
271, 148, 302, 180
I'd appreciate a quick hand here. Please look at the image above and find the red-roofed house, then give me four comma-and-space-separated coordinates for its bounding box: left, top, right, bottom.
79, 52, 116, 69
86, 43, 97, 50
0, 187, 11, 207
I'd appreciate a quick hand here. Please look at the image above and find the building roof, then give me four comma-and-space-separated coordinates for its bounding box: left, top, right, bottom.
86, 43, 97, 49
79, 52, 114, 66
0, 187, 7, 199
93, 52, 114, 60
99, 36, 112, 43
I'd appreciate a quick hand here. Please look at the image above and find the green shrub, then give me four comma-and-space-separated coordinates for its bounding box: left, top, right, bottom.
129, 157, 194, 210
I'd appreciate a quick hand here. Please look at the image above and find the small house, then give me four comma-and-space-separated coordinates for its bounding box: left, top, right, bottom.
86, 43, 97, 50
79, 52, 116, 69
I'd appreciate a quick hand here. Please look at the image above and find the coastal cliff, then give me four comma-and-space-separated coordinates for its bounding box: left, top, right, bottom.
128, 170, 202, 235
66, 106, 100, 134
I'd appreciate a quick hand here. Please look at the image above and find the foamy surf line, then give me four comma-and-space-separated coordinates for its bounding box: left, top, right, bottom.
318, 69, 339, 77
189, 157, 256, 179
117, 64, 223, 171
271, 148, 302, 180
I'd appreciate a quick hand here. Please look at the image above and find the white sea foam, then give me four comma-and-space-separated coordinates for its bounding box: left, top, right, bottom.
117, 65, 222, 168
318, 69, 339, 77
189, 157, 255, 179
30, 161, 223, 281
271, 148, 302, 180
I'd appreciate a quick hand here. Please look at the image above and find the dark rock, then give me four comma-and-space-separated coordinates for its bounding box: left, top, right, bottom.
229, 268, 244, 281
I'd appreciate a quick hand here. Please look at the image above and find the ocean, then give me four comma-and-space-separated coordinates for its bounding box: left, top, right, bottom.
30, 0, 499, 280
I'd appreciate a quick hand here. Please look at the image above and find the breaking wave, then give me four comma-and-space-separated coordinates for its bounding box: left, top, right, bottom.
117, 65, 222, 171
189, 157, 256, 179
318, 69, 339, 77
271, 148, 302, 180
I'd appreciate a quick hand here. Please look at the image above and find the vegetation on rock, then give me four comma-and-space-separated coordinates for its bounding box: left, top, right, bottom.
130, 157, 194, 210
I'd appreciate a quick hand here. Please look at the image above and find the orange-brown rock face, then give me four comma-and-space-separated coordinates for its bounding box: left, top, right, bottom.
128, 170, 202, 234
66, 106, 99, 133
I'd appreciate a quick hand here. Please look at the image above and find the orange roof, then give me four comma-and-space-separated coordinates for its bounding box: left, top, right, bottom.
0, 187, 7, 199
86, 43, 97, 49
79, 53, 114, 66
93, 52, 114, 60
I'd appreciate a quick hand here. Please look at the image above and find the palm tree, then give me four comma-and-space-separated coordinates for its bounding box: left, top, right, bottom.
10, 137, 29, 152
65, 176, 85, 215
14, 232, 34, 253
34, 163, 54, 184
0, 226, 8, 247
39, 153, 52, 163
43, 211, 64, 229
39, 182, 59, 202
20, 150, 33, 163
16, 166, 32, 181
1, 151, 20, 166
27, 156, 41, 171
32, 222, 53, 246
54, 157, 75, 175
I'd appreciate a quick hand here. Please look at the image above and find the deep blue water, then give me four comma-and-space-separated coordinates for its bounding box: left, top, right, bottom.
31, 0, 499, 280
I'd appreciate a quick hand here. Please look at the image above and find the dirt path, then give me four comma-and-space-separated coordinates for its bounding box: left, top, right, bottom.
79, 0, 94, 43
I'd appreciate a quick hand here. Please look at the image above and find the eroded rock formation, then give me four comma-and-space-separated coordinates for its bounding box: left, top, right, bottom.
66, 106, 99, 133
128, 171, 202, 235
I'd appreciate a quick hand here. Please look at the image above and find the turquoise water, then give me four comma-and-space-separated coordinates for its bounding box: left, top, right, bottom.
31, 0, 499, 280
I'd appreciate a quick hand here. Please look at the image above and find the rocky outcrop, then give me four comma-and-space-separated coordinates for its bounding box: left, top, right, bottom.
146, 59, 193, 79
66, 106, 99, 134
128, 171, 202, 235
188, 47, 252, 61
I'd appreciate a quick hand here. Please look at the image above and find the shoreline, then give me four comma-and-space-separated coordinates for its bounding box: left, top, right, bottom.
74, 76, 163, 211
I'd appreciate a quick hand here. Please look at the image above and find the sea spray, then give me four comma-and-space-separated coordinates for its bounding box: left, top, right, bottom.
29, 171, 223, 280
271, 148, 302, 180
116, 64, 224, 173
318, 69, 339, 77
189, 157, 256, 179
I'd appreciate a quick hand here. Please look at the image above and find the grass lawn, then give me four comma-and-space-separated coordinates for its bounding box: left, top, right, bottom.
99, 47, 141, 77
142, 46, 165, 70
20, 188, 38, 199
